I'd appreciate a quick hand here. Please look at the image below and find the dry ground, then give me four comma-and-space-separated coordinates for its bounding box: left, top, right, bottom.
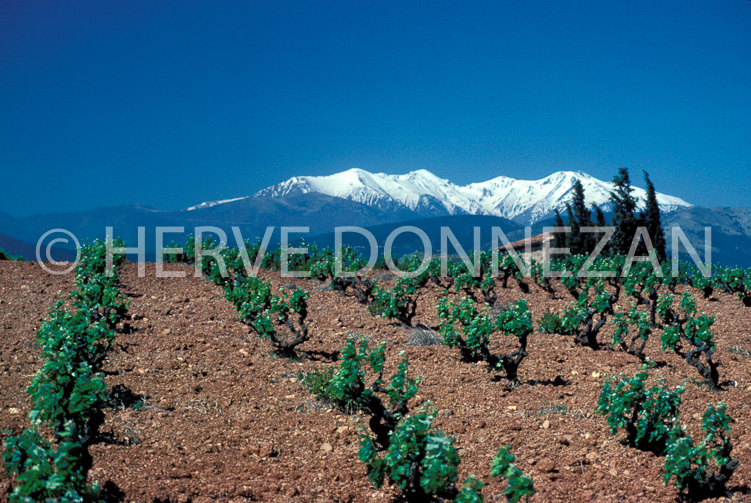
1, 261, 751, 502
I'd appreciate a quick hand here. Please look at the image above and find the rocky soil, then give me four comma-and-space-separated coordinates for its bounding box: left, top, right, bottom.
1, 261, 751, 502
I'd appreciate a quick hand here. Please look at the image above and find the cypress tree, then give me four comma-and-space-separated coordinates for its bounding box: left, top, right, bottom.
594, 205, 607, 227
565, 203, 576, 253
643, 171, 667, 262
569, 180, 591, 255
593, 205, 608, 256
609, 167, 639, 256
552, 209, 566, 250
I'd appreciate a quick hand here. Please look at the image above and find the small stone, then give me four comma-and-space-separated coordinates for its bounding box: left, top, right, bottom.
321, 442, 333, 453
258, 443, 275, 457
8, 408, 19, 414
591, 371, 601, 378
507, 405, 517, 411
560, 435, 573, 446
169, 469, 192, 479
162, 328, 171, 335
571, 370, 579, 375
284, 394, 296, 400
538, 459, 556, 472
609, 468, 618, 476
239, 349, 249, 357
542, 419, 550, 429
336, 426, 348, 434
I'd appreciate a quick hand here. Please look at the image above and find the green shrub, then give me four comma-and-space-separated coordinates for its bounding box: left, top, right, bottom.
714, 265, 751, 306
664, 403, 739, 499
688, 266, 714, 299
301, 336, 420, 428
494, 299, 534, 384
183, 234, 196, 263
595, 372, 683, 453
623, 261, 665, 325
490, 445, 535, 503
373, 251, 393, 271
304, 337, 432, 500
0, 247, 21, 261
553, 254, 588, 298
657, 292, 720, 389
301, 336, 385, 411
662, 261, 689, 293
28, 310, 112, 439
3, 239, 127, 501
538, 306, 580, 336
3, 423, 100, 503
359, 405, 460, 500
497, 253, 526, 291
448, 251, 522, 302
456, 475, 485, 503
160, 240, 183, 263
431, 252, 526, 303
530, 260, 555, 298
438, 297, 532, 385
310, 246, 376, 303
538, 281, 618, 349
73, 240, 129, 327
438, 296, 493, 362
72, 278, 129, 328
611, 303, 652, 360
369, 278, 421, 325
227, 277, 310, 357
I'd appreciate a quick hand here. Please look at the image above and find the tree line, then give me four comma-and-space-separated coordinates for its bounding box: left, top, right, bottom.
552, 168, 667, 261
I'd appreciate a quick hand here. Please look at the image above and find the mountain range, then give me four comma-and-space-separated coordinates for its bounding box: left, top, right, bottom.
198, 168, 690, 225
2, 168, 749, 267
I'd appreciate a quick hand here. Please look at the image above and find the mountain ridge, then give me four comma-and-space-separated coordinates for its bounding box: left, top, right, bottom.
212, 168, 692, 225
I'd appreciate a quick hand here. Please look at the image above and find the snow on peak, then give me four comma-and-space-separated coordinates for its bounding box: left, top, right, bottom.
188, 168, 692, 224
459, 170, 690, 223
185, 196, 249, 211
255, 168, 470, 212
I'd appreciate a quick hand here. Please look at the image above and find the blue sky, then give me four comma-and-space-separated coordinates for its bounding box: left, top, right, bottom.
1, 0, 749, 216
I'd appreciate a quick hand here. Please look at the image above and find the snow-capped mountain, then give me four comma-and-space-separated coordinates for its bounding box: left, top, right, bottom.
250, 168, 691, 225
185, 196, 249, 211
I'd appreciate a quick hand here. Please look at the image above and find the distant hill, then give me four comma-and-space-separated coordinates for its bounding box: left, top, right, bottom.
663, 207, 751, 268
0, 232, 76, 262
0, 195, 415, 260
253, 168, 690, 225
0, 168, 748, 267
300, 215, 525, 258
532, 206, 751, 269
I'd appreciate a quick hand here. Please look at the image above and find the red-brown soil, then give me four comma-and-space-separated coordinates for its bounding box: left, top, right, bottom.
1, 261, 751, 502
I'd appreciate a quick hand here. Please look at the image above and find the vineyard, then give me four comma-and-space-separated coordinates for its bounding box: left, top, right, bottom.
1, 241, 751, 502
